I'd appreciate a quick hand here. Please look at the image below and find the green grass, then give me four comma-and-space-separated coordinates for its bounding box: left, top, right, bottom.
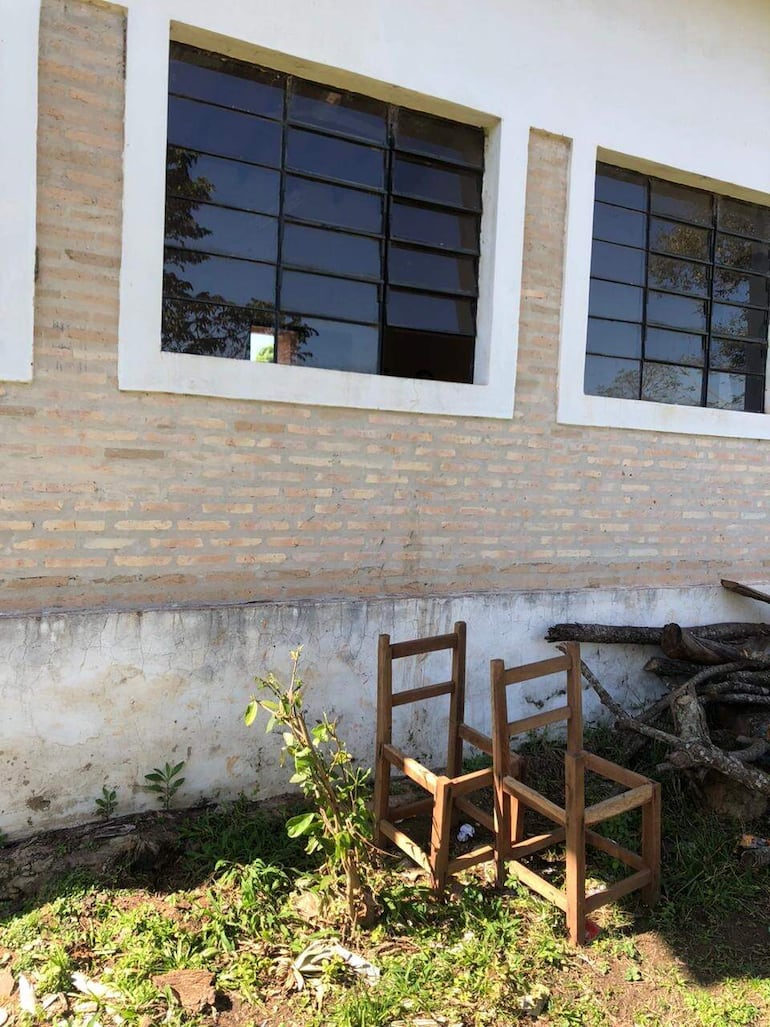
1, 747, 769, 1027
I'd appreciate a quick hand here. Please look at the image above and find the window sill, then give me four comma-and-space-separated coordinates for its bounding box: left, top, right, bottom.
558, 388, 770, 442
119, 347, 514, 418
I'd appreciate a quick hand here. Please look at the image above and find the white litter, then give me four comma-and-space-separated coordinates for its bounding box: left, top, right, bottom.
456, 823, 475, 842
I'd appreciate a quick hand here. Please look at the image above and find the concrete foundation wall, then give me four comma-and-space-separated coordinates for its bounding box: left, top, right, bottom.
1, 584, 760, 838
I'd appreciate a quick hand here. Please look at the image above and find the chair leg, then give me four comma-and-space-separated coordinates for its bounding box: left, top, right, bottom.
373, 754, 390, 850
430, 776, 453, 893
493, 782, 511, 888
641, 782, 661, 906
565, 753, 586, 945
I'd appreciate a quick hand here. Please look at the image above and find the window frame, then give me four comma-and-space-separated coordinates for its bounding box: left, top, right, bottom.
559, 143, 770, 441
118, 12, 526, 419
0, 0, 40, 383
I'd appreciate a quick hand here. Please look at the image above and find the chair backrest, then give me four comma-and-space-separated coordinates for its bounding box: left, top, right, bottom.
378, 621, 467, 778
490, 642, 583, 764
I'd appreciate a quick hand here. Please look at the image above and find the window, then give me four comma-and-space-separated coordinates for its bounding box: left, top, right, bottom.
162, 43, 484, 384
585, 164, 770, 413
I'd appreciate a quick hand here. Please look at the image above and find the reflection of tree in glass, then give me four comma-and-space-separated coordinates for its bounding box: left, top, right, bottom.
599, 361, 702, 406
162, 148, 318, 362
648, 223, 767, 376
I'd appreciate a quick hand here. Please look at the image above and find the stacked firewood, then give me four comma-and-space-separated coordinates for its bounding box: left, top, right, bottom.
546, 580, 770, 809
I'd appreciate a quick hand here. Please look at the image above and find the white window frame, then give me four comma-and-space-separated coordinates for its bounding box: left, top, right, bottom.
0, 0, 40, 383
559, 141, 770, 441
118, 5, 527, 418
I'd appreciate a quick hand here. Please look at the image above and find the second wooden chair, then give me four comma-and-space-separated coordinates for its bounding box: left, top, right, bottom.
490, 642, 661, 944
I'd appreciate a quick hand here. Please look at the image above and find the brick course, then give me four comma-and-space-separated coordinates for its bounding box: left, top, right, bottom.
0, 0, 767, 615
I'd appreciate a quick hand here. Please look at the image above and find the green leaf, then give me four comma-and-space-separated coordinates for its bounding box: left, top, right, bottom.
286, 812, 316, 838
244, 701, 259, 726
144, 772, 163, 783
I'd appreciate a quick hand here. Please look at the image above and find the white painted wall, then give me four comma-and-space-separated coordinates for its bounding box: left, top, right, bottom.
0, 0, 39, 383
1, 585, 762, 838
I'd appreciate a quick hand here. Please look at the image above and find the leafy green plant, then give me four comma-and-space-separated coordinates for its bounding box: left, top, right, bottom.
95, 784, 119, 819
144, 760, 186, 810
245, 647, 375, 931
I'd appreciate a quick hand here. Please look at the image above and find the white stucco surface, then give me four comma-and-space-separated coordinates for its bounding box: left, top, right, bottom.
1, 585, 761, 837
0, 0, 40, 383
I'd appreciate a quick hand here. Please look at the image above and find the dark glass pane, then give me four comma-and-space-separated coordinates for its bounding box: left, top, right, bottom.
167, 148, 280, 215
390, 201, 479, 252
584, 355, 640, 399
396, 109, 484, 169
271, 316, 379, 373
588, 280, 643, 321
648, 255, 708, 297
282, 224, 381, 280
590, 241, 645, 286
586, 318, 641, 359
706, 372, 749, 411
642, 363, 702, 406
595, 165, 646, 211
647, 291, 707, 332
169, 45, 283, 119
645, 328, 704, 367
286, 128, 385, 189
651, 180, 712, 226
592, 202, 645, 247
284, 176, 383, 233
161, 298, 271, 359
393, 157, 481, 211
382, 327, 474, 383
649, 217, 710, 261
715, 234, 770, 274
289, 79, 386, 144
710, 338, 767, 375
164, 249, 275, 308
388, 245, 476, 295
713, 267, 770, 306
718, 197, 770, 241
164, 198, 278, 262
711, 304, 768, 340
281, 270, 379, 323
167, 97, 282, 165
386, 289, 474, 335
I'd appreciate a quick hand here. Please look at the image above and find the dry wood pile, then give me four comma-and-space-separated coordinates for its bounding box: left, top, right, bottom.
546, 580, 770, 817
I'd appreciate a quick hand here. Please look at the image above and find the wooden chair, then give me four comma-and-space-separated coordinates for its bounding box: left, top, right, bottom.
491, 642, 661, 944
374, 621, 496, 892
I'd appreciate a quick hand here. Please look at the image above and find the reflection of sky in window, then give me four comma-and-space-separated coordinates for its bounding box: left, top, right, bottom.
165, 251, 275, 306
707, 371, 748, 410
584, 355, 639, 399
647, 292, 707, 332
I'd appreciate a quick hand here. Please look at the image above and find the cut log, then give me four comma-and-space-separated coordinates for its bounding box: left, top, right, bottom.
660, 624, 742, 665
722, 579, 770, 606
545, 624, 663, 645
579, 659, 770, 800
643, 656, 702, 679
546, 621, 770, 645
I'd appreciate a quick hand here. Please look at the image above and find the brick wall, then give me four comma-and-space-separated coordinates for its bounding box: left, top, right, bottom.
0, 0, 766, 616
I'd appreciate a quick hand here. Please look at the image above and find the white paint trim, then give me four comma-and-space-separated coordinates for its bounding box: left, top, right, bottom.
559, 141, 770, 441
118, 5, 527, 418
0, 0, 40, 383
